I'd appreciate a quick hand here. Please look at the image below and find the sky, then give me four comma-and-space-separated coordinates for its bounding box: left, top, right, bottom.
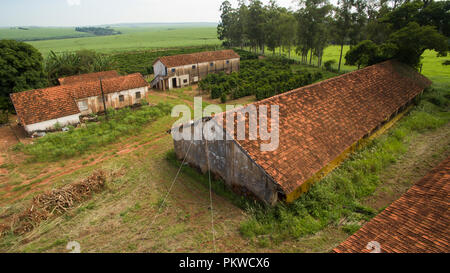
0, 0, 302, 27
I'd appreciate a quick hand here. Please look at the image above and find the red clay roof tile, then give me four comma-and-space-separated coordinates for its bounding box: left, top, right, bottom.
11, 73, 149, 125
333, 157, 450, 253
58, 70, 120, 85
10, 85, 79, 126
214, 60, 432, 195
155, 49, 240, 68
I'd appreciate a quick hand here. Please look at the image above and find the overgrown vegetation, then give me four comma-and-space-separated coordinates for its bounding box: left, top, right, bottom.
14, 103, 173, 162
199, 57, 323, 101
239, 85, 449, 244
45, 49, 116, 85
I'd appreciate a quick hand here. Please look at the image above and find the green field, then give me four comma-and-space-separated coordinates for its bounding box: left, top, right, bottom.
0, 27, 93, 41
21, 26, 220, 56
268, 45, 450, 81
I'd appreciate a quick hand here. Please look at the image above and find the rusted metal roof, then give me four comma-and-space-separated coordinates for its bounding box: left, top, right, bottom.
334, 157, 450, 253
214, 60, 432, 195
58, 70, 120, 85
11, 73, 149, 125
155, 49, 240, 68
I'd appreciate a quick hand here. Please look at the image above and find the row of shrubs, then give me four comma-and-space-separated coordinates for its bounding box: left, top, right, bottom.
14, 102, 173, 162
199, 57, 323, 102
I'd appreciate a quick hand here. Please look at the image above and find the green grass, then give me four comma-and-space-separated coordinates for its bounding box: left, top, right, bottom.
0, 27, 92, 41
25, 27, 220, 56
15, 103, 173, 162
239, 84, 450, 243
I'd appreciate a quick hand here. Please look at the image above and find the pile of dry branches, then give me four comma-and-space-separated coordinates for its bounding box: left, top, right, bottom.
5, 170, 107, 236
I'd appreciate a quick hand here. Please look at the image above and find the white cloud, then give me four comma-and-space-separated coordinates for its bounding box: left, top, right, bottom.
67, 0, 81, 7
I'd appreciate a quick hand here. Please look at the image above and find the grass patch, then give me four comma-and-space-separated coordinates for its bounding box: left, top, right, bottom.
165, 150, 251, 209
239, 85, 449, 242
14, 103, 172, 162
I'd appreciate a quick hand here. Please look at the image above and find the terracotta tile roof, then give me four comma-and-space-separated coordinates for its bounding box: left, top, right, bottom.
58, 70, 120, 85
214, 60, 432, 195
155, 49, 240, 68
69, 73, 149, 99
333, 157, 450, 253
10, 86, 79, 126
11, 73, 149, 125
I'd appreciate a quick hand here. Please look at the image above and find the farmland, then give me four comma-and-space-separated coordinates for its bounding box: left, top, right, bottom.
0, 19, 449, 253
10, 26, 220, 56
0, 46, 449, 252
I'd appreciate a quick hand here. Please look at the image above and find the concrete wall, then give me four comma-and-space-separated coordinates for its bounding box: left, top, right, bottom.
24, 113, 81, 133
77, 86, 148, 115
173, 119, 280, 205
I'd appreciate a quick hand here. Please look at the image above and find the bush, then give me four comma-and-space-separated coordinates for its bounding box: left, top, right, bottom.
324, 60, 336, 71
199, 57, 322, 101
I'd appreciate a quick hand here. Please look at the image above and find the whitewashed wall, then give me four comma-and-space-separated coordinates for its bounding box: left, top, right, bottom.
24, 113, 81, 133
77, 86, 148, 114
153, 60, 166, 77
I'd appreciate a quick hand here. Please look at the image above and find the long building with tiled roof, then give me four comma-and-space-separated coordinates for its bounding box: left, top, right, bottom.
172, 60, 432, 204
334, 157, 450, 253
58, 70, 120, 85
152, 49, 240, 90
11, 72, 149, 134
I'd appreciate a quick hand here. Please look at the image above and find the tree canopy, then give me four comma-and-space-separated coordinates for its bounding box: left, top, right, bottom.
0, 40, 47, 110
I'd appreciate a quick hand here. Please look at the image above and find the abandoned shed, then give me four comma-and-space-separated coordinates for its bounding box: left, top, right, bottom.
151, 49, 240, 90
11, 72, 149, 134
334, 157, 450, 253
172, 60, 432, 205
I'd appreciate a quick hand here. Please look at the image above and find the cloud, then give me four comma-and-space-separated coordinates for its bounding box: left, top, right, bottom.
67, 0, 81, 7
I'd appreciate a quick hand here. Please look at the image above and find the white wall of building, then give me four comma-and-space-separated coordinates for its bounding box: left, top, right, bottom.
153, 60, 166, 77
24, 113, 81, 134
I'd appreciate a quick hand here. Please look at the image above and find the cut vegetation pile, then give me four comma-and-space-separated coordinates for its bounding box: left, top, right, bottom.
0, 170, 107, 237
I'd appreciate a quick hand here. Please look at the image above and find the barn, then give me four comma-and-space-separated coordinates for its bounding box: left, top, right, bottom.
151, 49, 240, 90
172, 60, 432, 205
11, 72, 149, 134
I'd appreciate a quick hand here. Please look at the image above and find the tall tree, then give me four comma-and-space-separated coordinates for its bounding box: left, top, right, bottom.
217, 1, 234, 46
0, 40, 47, 110
247, 0, 267, 54
334, 0, 354, 72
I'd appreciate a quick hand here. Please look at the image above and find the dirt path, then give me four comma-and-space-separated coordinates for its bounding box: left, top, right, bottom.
363, 122, 450, 210
1, 131, 170, 205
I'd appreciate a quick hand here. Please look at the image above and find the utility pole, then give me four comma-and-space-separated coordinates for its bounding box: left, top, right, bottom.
100, 78, 108, 120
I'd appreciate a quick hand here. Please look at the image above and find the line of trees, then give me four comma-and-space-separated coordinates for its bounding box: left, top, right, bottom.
75, 27, 121, 36
217, 0, 448, 69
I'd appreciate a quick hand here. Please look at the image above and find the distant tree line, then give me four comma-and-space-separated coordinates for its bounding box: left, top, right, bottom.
218, 0, 448, 69
75, 27, 121, 36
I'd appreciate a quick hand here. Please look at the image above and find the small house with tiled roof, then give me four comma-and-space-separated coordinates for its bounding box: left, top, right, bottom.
333, 157, 450, 253
172, 60, 432, 205
11, 72, 149, 134
151, 49, 240, 90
